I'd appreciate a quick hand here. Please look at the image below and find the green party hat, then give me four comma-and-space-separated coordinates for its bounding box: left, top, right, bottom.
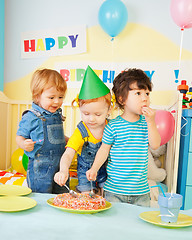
79, 65, 110, 100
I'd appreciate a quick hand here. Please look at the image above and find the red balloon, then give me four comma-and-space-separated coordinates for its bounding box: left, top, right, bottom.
155, 110, 175, 146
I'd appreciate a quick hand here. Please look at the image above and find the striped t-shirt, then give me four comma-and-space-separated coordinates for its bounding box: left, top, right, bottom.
102, 115, 150, 195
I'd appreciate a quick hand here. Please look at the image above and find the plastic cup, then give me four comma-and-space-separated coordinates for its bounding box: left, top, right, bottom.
158, 193, 183, 223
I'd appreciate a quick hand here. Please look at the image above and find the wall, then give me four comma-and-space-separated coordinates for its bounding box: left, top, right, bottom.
0, 0, 4, 91
4, 0, 192, 106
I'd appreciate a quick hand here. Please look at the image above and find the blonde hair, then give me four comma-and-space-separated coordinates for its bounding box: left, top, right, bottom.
72, 92, 112, 108
30, 68, 67, 104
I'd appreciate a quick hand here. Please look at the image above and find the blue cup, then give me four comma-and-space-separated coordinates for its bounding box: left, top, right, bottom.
158, 193, 183, 223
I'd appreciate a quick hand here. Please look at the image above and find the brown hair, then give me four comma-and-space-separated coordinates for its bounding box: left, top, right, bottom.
72, 92, 112, 108
30, 68, 67, 104
112, 68, 152, 109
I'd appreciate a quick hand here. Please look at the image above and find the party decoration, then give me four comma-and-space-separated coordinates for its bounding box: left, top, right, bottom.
11, 148, 27, 175
22, 26, 86, 59
170, 0, 192, 29
79, 65, 110, 100
98, 0, 128, 37
155, 110, 175, 146
22, 153, 29, 171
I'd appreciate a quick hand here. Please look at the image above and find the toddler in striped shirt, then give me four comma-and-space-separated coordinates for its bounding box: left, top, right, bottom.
87, 68, 161, 207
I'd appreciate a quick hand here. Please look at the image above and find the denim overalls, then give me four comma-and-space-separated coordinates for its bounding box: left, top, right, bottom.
76, 121, 107, 192
26, 109, 69, 193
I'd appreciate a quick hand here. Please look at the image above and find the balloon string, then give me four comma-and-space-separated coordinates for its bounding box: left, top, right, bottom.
178, 29, 184, 83
110, 37, 114, 73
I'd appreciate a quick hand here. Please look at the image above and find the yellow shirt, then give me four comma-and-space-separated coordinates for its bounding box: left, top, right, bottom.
66, 122, 102, 156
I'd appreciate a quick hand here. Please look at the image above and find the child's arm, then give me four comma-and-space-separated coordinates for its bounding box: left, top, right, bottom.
86, 143, 111, 181
16, 135, 35, 152
54, 147, 76, 186
142, 107, 161, 150
65, 135, 69, 144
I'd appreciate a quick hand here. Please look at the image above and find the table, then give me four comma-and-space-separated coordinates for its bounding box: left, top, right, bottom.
0, 193, 192, 240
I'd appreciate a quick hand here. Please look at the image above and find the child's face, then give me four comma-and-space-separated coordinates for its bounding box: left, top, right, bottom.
80, 100, 110, 129
123, 82, 150, 115
37, 86, 64, 113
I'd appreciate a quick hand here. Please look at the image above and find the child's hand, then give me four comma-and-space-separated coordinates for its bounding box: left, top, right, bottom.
86, 168, 97, 181
23, 139, 35, 152
142, 107, 156, 124
54, 171, 68, 186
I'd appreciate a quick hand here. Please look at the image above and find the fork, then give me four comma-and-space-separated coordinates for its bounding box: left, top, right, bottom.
89, 180, 96, 198
64, 184, 78, 198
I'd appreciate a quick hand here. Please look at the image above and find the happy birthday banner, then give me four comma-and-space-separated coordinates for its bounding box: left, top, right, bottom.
21, 25, 86, 59
54, 61, 192, 91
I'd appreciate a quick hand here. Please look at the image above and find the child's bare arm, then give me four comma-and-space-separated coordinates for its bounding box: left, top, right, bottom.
142, 107, 161, 149
54, 147, 76, 186
65, 135, 69, 144
86, 143, 111, 181
16, 135, 35, 152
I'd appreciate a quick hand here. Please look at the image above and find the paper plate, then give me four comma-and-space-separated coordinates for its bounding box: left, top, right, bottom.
139, 211, 192, 228
47, 197, 112, 214
0, 196, 37, 212
0, 184, 32, 196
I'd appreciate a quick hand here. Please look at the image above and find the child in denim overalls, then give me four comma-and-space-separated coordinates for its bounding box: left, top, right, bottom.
16, 69, 69, 193
54, 66, 111, 195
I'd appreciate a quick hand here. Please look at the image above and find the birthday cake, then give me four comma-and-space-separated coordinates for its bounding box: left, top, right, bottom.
53, 193, 106, 210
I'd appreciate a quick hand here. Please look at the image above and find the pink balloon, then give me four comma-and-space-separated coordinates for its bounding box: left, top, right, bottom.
155, 110, 175, 146
170, 0, 192, 29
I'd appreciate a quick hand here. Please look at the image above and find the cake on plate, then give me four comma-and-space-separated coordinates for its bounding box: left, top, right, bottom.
53, 193, 106, 210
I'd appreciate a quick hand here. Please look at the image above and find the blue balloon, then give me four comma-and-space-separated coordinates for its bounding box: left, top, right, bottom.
98, 0, 128, 38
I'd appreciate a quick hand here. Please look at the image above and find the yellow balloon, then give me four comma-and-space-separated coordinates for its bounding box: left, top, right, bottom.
11, 148, 26, 175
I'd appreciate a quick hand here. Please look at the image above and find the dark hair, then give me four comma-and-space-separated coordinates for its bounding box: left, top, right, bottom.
112, 68, 152, 109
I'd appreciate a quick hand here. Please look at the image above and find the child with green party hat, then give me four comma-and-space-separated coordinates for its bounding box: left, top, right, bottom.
54, 66, 112, 195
